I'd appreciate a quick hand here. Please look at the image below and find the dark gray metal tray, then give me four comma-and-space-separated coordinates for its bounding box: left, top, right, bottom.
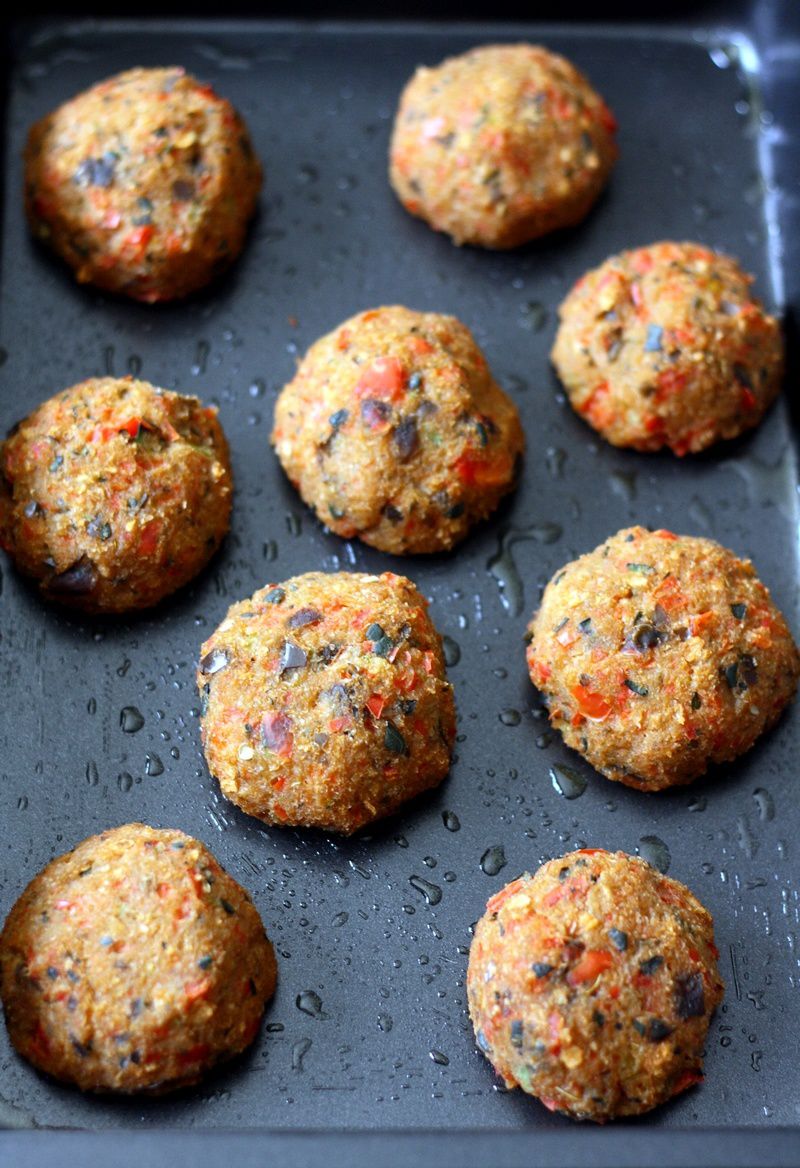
1, 10, 799, 1167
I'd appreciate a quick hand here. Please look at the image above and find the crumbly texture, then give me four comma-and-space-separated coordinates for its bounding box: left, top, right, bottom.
389, 43, 617, 249
25, 66, 262, 302
467, 849, 724, 1122
272, 306, 524, 554
198, 571, 456, 834
0, 376, 232, 613
0, 823, 277, 1094
526, 527, 800, 791
551, 241, 784, 455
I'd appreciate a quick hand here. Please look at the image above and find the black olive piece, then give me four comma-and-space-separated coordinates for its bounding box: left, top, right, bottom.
287, 606, 323, 629
647, 1018, 673, 1042
279, 641, 307, 674
639, 955, 664, 976
200, 648, 230, 676
47, 556, 98, 595
674, 972, 706, 1019
392, 417, 419, 461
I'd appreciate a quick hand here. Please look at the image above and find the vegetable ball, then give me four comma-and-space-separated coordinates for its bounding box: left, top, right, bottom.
0, 376, 232, 613
467, 849, 724, 1121
526, 527, 800, 792
551, 241, 784, 455
0, 823, 277, 1094
198, 570, 456, 834
25, 66, 262, 301
389, 43, 617, 249
272, 306, 524, 554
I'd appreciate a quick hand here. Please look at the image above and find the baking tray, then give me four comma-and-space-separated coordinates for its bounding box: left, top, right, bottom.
1, 9, 799, 1167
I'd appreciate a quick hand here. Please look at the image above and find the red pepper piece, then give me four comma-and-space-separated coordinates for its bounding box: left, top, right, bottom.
570, 683, 612, 721
567, 949, 613, 985
354, 357, 406, 402
366, 694, 386, 719
486, 877, 528, 915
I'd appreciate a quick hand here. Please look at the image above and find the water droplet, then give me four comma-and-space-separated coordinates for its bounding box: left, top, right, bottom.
488, 524, 562, 616
331, 911, 349, 927
518, 301, 547, 332
192, 339, 210, 375
751, 1050, 763, 1071
609, 470, 637, 502
249, 378, 266, 397
637, 835, 671, 873
263, 540, 278, 561
499, 708, 521, 727
409, 875, 442, 905
292, 1037, 312, 1070
378, 1014, 393, 1033
688, 496, 713, 531
423, 855, 437, 869
753, 788, 774, 822
394, 834, 409, 849
429, 1049, 449, 1066
480, 846, 507, 876
120, 706, 144, 733
296, 990, 326, 1018
442, 810, 461, 832
737, 815, 757, 859
709, 43, 738, 69
688, 795, 707, 812
86, 761, 99, 786
746, 990, 766, 1011
549, 764, 587, 800
17, 795, 28, 810
145, 752, 164, 777
545, 447, 566, 478
442, 636, 461, 667
117, 772, 133, 793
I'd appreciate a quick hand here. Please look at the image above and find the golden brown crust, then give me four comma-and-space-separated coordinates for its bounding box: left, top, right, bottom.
25, 67, 262, 301
198, 570, 456, 834
0, 376, 232, 613
0, 823, 277, 1094
526, 527, 800, 790
271, 305, 524, 554
467, 849, 724, 1121
389, 43, 617, 248
551, 241, 784, 454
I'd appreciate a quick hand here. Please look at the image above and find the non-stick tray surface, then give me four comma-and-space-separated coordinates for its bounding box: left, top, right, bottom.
1, 11, 799, 1167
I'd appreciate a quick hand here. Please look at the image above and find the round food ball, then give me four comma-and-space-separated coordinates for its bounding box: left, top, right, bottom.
526, 526, 800, 791
467, 849, 724, 1121
24, 66, 262, 301
0, 376, 232, 613
389, 43, 617, 249
0, 823, 277, 1094
197, 570, 456, 834
272, 306, 524, 554
551, 241, 784, 455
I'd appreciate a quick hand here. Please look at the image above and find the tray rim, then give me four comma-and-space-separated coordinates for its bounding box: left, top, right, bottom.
1, 5, 799, 1164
